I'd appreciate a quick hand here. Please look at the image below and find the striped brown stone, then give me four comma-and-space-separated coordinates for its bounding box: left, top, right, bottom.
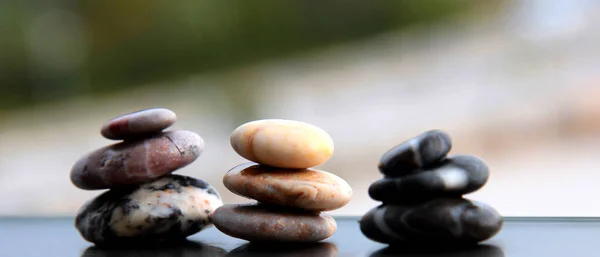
212, 203, 337, 242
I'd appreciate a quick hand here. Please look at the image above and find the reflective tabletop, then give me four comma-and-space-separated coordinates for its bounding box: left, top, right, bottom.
1, 217, 599, 256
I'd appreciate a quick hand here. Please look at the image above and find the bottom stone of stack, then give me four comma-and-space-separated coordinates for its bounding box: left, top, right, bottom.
360, 198, 503, 245
211, 203, 337, 242
75, 175, 223, 245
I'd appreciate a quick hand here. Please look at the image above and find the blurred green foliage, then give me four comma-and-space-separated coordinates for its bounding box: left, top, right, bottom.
0, 0, 497, 110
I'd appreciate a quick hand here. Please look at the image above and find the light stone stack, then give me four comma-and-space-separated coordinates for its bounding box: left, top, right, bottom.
360, 130, 503, 246
211, 119, 353, 242
70, 108, 223, 246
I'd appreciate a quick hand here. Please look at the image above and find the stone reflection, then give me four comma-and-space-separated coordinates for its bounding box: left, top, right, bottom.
227, 242, 338, 257
370, 244, 504, 257
81, 240, 227, 257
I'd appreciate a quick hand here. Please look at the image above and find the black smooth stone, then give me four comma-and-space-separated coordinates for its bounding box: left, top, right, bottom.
369, 155, 489, 203
359, 198, 503, 245
378, 130, 452, 177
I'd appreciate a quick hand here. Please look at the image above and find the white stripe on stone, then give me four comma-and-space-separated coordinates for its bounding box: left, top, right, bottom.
143, 139, 151, 177
436, 167, 468, 189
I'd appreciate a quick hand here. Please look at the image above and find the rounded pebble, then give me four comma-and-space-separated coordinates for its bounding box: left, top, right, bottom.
378, 130, 452, 177
75, 175, 223, 245
212, 203, 337, 242
101, 108, 177, 140
223, 162, 352, 211
230, 119, 334, 169
369, 155, 489, 203
70, 130, 204, 190
359, 198, 503, 245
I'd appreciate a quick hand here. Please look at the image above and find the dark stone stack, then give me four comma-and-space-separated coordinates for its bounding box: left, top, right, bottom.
360, 130, 503, 246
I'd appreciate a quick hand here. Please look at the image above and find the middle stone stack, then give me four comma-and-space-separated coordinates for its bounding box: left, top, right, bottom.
212, 119, 353, 243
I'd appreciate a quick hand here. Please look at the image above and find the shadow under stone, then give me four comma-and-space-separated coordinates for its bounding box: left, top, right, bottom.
227, 242, 338, 257
370, 244, 504, 257
81, 240, 227, 257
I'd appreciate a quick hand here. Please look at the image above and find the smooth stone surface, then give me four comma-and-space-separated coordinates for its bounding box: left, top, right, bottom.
71, 130, 203, 190
230, 119, 334, 169
223, 162, 352, 211
75, 175, 223, 245
378, 130, 452, 177
360, 198, 503, 245
212, 203, 337, 242
369, 155, 489, 203
101, 108, 177, 140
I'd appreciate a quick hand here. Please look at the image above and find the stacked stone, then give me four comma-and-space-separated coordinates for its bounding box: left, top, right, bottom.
211, 119, 353, 242
360, 130, 503, 246
70, 108, 223, 245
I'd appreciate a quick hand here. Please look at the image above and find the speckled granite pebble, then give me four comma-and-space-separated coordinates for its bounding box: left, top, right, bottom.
212, 203, 337, 242
71, 130, 203, 190
379, 130, 452, 177
101, 108, 177, 140
223, 162, 352, 211
230, 119, 334, 169
75, 175, 222, 245
369, 155, 489, 203
360, 198, 503, 245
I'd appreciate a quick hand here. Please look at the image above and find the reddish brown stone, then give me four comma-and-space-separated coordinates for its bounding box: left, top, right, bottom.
101, 108, 176, 140
211, 203, 337, 242
223, 163, 352, 211
70, 130, 203, 190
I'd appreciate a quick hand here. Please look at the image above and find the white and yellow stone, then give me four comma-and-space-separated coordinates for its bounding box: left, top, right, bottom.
230, 119, 334, 169
75, 175, 222, 244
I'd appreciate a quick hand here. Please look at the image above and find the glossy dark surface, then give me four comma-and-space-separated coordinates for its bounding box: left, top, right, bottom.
360, 199, 502, 244
1, 217, 600, 256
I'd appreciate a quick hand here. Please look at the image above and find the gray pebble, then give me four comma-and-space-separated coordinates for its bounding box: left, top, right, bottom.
101, 108, 176, 140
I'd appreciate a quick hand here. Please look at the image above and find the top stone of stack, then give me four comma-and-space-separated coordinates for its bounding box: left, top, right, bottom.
378, 130, 452, 177
101, 108, 177, 140
70, 108, 205, 190
230, 119, 334, 169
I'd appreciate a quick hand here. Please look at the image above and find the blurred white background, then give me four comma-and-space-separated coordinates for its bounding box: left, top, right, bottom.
1, 0, 600, 217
